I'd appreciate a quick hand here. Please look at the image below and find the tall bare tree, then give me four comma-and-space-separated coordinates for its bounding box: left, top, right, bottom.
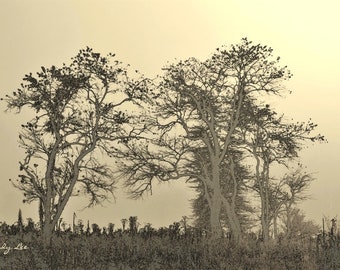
239, 103, 323, 242
280, 168, 315, 238
114, 39, 292, 241
3, 47, 148, 241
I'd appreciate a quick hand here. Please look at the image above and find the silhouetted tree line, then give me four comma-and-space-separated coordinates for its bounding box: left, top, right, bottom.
0, 212, 208, 241
1, 39, 326, 247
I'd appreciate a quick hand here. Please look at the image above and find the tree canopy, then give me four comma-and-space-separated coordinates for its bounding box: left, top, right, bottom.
112, 38, 320, 241
3, 47, 149, 240
2, 39, 325, 244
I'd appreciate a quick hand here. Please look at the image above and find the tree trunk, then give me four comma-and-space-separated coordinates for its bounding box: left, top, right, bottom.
210, 195, 223, 239
222, 196, 242, 242
254, 151, 271, 243
259, 186, 270, 243
39, 198, 44, 230
42, 221, 54, 246
285, 206, 292, 239
209, 157, 242, 242
273, 215, 278, 239
261, 214, 270, 243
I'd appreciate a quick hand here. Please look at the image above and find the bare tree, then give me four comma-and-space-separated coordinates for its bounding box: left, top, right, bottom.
239, 103, 323, 243
280, 168, 315, 238
267, 181, 286, 239
3, 47, 148, 242
281, 208, 319, 239
114, 39, 293, 242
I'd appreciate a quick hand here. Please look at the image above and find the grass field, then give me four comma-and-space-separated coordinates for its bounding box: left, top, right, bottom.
1, 228, 340, 270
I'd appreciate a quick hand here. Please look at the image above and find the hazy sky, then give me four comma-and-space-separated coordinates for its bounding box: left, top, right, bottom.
1, 0, 339, 229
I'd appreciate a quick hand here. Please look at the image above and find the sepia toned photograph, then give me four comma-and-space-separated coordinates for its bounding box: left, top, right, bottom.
0, 1, 339, 269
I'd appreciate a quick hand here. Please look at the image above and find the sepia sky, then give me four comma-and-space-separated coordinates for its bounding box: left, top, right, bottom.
1, 0, 339, 229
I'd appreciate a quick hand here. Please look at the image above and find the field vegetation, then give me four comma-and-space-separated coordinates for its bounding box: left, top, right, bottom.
0, 216, 339, 269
